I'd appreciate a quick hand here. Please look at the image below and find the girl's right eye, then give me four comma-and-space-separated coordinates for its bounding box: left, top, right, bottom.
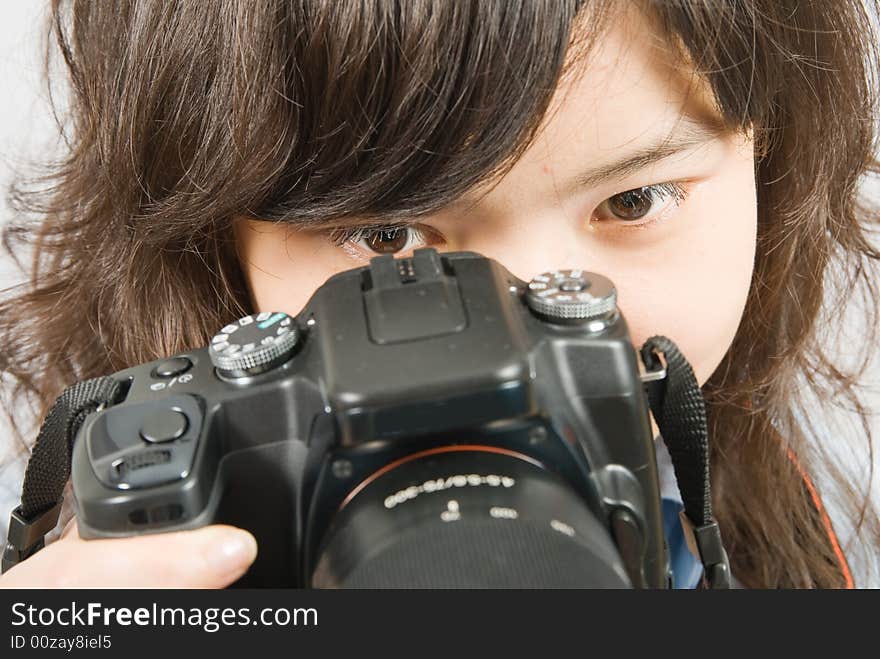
328, 224, 445, 259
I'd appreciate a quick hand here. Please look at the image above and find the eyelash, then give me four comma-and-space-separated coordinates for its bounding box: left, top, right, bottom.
328, 224, 437, 250
326, 181, 691, 254
593, 182, 690, 229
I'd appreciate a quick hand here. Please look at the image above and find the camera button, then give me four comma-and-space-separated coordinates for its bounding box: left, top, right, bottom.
139, 409, 189, 444
152, 357, 192, 378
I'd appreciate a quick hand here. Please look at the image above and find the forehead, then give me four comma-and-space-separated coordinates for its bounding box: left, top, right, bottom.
450, 5, 725, 208
550, 5, 722, 147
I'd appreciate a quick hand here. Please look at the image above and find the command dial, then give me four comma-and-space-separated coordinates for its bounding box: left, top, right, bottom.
525, 270, 617, 324
209, 312, 300, 378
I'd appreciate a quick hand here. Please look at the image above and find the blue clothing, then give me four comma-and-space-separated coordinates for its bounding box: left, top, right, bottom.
656, 437, 704, 589
661, 497, 704, 589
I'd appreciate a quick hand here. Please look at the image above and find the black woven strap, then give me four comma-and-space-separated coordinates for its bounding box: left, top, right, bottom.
640, 335, 730, 589
2, 376, 122, 573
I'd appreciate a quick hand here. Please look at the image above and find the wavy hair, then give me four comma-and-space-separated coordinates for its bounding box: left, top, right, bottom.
2, 0, 879, 587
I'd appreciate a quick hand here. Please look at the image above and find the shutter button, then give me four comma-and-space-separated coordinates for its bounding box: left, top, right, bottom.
140, 409, 189, 443
152, 357, 192, 378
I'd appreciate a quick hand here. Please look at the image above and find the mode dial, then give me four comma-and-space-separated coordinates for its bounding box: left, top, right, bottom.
209, 312, 299, 377
525, 270, 617, 323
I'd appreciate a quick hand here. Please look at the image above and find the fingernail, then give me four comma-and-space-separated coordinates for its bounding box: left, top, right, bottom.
205, 529, 258, 575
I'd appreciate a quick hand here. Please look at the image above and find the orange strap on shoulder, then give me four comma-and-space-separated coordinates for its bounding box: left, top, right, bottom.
785, 447, 855, 589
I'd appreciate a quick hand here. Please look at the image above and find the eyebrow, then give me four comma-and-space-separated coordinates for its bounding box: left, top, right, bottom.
560, 117, 726, 193
300, 117, 728, 230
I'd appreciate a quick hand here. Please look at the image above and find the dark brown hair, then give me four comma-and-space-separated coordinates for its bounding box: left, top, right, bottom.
2, 0, 879, 587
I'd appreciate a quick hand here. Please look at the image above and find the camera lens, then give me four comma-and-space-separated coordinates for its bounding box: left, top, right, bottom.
310, 447, 631, 588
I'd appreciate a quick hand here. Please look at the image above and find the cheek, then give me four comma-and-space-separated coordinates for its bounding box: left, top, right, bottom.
235, 221, 355, 316
615, 184, 757, 386
246, 266, 325, 318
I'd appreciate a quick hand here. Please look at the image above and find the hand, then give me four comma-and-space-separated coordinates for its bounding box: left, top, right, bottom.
0, 517, 258, 588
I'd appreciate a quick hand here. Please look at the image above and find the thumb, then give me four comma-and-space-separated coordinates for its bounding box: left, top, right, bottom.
2, 519, 258, 588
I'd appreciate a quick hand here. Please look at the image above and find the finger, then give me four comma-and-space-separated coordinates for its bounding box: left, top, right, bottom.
59, 516, 78, 540
1, 523, 258, 588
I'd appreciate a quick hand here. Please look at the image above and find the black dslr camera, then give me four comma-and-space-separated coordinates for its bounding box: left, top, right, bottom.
69, 249, 674, 587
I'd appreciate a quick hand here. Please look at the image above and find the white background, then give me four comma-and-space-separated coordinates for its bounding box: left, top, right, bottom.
1, 3, 879, 583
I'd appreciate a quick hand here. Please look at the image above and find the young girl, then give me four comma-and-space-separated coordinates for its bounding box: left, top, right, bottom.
0, 0, 878, 588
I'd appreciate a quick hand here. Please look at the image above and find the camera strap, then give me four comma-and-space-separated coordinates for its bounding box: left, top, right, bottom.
641, 336, 731, 589
1, 376, 123, 573
3, 339, 730, 589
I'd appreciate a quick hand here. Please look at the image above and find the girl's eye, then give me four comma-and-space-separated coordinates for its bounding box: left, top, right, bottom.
595, 182, 689, 225
329, 224, 442, 257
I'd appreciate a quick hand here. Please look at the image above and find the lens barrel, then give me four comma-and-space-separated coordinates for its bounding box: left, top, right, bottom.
311, 448, 631, 588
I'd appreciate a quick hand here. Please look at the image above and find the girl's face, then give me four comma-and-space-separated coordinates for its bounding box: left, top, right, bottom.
234, 9, 757, 390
